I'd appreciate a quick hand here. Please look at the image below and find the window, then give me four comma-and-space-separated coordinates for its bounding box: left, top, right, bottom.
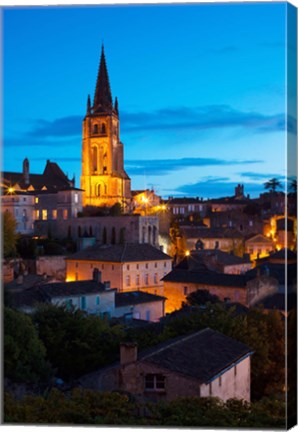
52, 209, 57, 220
145, 274, 149, 285
93, 124, 98, 134
145, 374, 165, 391
65, 299, 73, 311
126, 264, 130, 270
154, 262, 157, 268
234, 365, 237, 376
154, 273, 158, 284
42, 209, 47, 220
23, 197, 26, 202
92, 146, 98, 172
63, 209, 68, 220
126, 275, 131, 287
96, 296, 100, 306
101, 123, 106, 134
35, 197, 39, 204
136, 274, 140, 286
164, 262, 167, 268
35, 210, 40, 219
112, 265, 114, 270
74, 193, 78, 203
136, 264, 139, 270
145, 263, 149, 269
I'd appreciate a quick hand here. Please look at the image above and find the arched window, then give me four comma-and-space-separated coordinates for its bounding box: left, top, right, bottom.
96, 184, 101, 197
93, 124, 98, 134
101, 123, 106, 134
92, 146, 98, 172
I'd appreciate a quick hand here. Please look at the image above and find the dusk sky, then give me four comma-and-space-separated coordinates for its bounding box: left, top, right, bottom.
2, 2, 295, 198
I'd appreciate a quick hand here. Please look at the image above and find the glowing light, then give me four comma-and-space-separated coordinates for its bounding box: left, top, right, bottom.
185, 250, 190, 256
8, 187, 14, 193
161, 205, 166, 211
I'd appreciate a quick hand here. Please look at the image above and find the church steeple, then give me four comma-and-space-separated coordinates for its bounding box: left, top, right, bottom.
93, 45, 113, 113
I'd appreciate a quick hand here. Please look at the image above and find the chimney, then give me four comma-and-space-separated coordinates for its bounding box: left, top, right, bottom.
120, 342, 138, 366
93, 267, 102, 283
103, 281, 110, 290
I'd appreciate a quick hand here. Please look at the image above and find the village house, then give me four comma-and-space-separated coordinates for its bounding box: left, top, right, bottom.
9, 269, 166, 322
166, 197, 210, 218
2, 159, 83, 235
244, 234, 274, 260
162, 256, 278, 313
78, 328, 253, 403
179, 226, 244, 255
65, 243, 172, 297
187, 249, 252, 274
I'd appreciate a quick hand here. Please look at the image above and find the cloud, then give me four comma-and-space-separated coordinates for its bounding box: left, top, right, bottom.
27, 116, 81, 138
125, 157, 263, 176
120, 105, 287, 135
9, 104, 290, 141
173, 179, 265, 199
239, 172, 285, 181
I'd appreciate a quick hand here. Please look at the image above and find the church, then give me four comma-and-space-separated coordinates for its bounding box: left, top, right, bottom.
80, 46, 131, 212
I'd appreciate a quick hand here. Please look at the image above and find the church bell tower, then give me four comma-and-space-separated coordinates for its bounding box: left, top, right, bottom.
80, 45, 131, 211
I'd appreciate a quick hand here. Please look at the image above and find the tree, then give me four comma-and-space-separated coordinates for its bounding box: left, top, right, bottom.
264, 178, 282, 193
110, 203, 122, 216
3, 211, 18, 259
4, 307, 52, 384
32, 304, 125, 380
185, 289, 220, 307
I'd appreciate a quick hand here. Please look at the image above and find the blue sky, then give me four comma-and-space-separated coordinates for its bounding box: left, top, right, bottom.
2, 2, 295, 198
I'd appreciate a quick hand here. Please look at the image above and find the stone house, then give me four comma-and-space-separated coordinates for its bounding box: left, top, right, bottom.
162, 260, 278, 313
187, 249, 252, 274
9, 270, 166, 322
179, 227, 244, 255
78, 328, 253, 403
65, 243, 172, 297
244, 234, 274, 260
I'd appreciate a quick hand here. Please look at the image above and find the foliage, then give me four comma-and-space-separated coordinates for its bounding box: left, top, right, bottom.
4, 390, 285, 428
264, 178, 282, 193
32, 304, 125, 380
3, 211, 18, 258
16, 236, 37, 259
43, 241, 65, 255
185, 289, 220, 306
109, 202, 122, 216
4, 307, 53, 384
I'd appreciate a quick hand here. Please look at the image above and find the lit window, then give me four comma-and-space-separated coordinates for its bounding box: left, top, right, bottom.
145, 274, 149, 285
136, 274, 140, 285
42, 209, 47, 220
52, 209, 57, 220
63, 209, 68, 220
35, 210, 40, 219
126, 275, 131, 287
74, 193, 78, 203
136, 264, 139, 270
145, 374, 165, 391
35, 197, 39, 204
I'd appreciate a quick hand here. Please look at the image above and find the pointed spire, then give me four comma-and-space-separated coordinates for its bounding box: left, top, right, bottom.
114, 96, 118, 115
93, 45, 113, 113
87, 94, 91, 114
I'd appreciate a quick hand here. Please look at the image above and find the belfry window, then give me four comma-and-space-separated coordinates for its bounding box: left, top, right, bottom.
96, 184, 101, 197
93, 124, 98, 134
92, 146, 98, 172
101, 123, 106, 134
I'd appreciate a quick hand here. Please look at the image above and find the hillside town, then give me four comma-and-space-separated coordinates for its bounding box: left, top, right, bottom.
2, 46, 297, 427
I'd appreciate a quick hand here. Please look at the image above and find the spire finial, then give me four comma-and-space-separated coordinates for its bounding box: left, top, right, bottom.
114, 96, 118, 114
87, 94, 91, 114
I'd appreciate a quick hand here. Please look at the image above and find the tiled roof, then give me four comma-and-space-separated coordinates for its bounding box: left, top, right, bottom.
41, 280, 108, 297
115, 291, 166, 307
139, 328, 252, 383
187, 250, 251, 268
67, 243, 172, 263
245, 263, 296, 285
180, 227, 243, 239
162, 269, 249, 287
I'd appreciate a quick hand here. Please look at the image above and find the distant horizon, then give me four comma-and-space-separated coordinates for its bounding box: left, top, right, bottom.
2, 2, 295, 199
